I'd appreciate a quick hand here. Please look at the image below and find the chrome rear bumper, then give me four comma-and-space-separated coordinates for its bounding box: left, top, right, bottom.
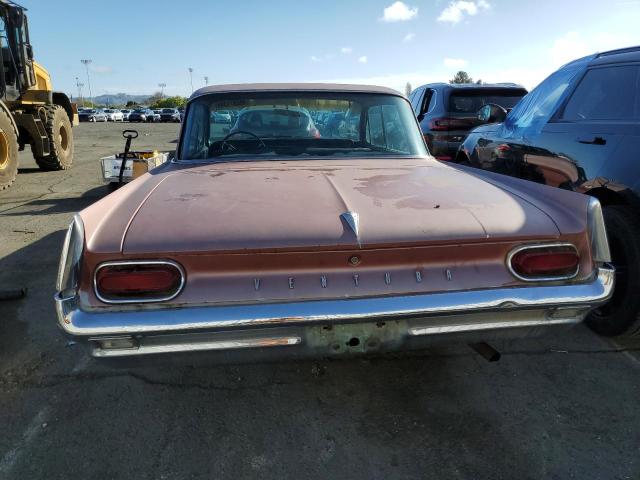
55, 267, 614, 359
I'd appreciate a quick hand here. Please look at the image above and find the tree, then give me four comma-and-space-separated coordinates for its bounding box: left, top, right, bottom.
146, 91, 164, 107
404, 82, 412, 97
449, 71, 473, 84
475, 79, 483, 85
152, 96, 188, 108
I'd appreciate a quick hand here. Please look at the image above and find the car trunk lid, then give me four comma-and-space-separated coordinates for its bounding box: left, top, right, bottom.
121, 160, 559, 255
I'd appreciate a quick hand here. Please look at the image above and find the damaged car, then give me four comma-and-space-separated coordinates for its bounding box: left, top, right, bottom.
55, 83, 613, 362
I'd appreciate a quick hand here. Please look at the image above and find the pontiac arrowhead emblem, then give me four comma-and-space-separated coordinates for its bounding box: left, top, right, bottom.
340, 211, 360, 237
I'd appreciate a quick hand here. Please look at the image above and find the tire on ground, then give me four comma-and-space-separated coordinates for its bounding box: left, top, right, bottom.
34, 105, 74, 171
0, 108, 19, 190
586, 205, 640, 337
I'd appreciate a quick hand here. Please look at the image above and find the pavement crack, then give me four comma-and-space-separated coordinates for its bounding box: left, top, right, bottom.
2, 369, 292, 392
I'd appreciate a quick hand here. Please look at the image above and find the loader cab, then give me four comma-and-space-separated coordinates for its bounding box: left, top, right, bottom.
0, 3, 34, 101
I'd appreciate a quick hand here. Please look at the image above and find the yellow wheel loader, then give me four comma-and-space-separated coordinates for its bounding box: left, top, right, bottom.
0, 1, 77, 190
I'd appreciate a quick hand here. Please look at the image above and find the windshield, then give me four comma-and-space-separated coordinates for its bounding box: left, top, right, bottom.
162, 108, 176, 113
133, 109, 146, 113
179, 92, 427, 160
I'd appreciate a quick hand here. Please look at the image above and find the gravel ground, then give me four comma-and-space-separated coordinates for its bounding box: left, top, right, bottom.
0, 122, 639, 480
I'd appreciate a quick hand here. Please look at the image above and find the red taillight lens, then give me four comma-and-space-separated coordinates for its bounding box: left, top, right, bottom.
428, 117, 472, 131
509, 246, 579, 280
95, 262, 184, 302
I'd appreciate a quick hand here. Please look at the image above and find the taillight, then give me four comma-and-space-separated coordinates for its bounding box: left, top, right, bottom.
508, 244, 579, 281
428, 117, 472, 131
95, 261, 184, 303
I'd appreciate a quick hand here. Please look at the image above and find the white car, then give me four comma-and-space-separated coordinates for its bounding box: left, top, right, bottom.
120, 109, 133, 121
212, 110, 232, 123
103, 109, 124, 122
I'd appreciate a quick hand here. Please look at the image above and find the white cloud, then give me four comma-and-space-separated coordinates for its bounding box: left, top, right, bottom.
358, 56, 368, 64
381, 1, 418, 22
437, 1, 490, 24
549, 32, 592, 67
340, 47, 353, 54
403, 32, 416, 42
443, 57, 468, 68
310, 53, 335, 63
549, 31, 639, 69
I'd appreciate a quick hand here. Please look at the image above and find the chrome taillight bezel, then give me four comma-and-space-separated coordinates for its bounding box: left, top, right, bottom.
507, 243, 580, 282
587, 197, 611, 264
56, 214, 85, 298
93, 260, 186, 304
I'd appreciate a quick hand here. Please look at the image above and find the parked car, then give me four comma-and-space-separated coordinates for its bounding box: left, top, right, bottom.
128, 108, 154, 122
120, 109, 133, 121
55, 83, 612, 361
212, 110, 232, 123
457, 46, 640, 337
103, 109, 124, 122
78, 109, 107, 122
231, 106, 319, 138
149, 110, 161, 122
160, 108, 181, 122
409, 83, 527, 160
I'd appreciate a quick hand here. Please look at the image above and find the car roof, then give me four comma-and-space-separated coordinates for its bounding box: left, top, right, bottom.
420, 82, 526, 91
559, 45, 640, 70
191, 83, 401, 100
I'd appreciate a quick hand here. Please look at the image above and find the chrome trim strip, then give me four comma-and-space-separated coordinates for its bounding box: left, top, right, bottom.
587, 197, 611, 263
340, 211, 360, 238
506, 242, 579, 282
56, 214, 85, 294
93, 260, 186, 304
91, 336, 302, 357
58, 267, 614, 337
409, 317, 581, 336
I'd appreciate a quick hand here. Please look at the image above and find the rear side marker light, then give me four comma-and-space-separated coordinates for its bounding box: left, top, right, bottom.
508, 244, 579, 281
94, 261, 185, 303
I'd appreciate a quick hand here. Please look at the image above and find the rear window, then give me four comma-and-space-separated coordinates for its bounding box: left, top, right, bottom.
180, 91, 427, 160
448, 89, 526, 113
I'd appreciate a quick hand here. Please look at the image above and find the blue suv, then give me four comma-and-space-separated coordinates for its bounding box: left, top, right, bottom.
458, 46, 640, 338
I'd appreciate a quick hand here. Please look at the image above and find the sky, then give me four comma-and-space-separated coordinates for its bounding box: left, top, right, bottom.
21, 0, 640, 99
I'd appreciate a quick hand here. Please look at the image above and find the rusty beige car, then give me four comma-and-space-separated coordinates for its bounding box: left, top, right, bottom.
55, 84, 614, 361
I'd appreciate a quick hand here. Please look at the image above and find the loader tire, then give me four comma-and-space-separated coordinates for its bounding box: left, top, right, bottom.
0, 108, 19, 190
34, 105, 74, 171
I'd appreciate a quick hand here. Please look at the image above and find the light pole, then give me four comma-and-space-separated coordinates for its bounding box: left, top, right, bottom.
188, 67, 194, 93
158, 82, 166, 98
81, 59, 93, 105
75, 77, 84, 106
204, 76, 209, 86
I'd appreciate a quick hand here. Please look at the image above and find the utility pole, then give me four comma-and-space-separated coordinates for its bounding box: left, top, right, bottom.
81, 59, 93, 105
188, 67, 194, 94
204, 76, 209, 86
158, 82, 166, 98
75, 77, 85, 106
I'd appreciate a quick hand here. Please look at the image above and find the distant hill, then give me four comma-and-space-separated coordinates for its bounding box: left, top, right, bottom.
88, 93, 150, 106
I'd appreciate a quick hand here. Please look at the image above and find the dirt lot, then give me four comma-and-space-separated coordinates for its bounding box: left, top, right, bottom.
0, 122, 639, 480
